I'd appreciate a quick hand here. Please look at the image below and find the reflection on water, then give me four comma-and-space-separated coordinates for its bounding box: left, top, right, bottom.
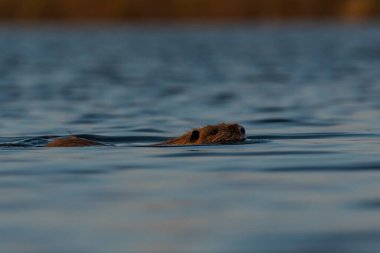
1, 24, 380, 253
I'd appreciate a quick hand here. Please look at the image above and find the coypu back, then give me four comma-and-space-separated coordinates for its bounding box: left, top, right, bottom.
158, 123, 246, 146
46, 136, 106, 148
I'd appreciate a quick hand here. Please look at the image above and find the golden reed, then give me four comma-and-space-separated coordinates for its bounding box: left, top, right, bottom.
0, 0, 379, 22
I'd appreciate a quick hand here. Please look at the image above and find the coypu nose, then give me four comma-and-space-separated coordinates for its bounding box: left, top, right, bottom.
240, 127, 245, 135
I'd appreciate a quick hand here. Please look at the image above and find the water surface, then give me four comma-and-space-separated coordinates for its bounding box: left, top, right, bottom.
1, 23, 380, 253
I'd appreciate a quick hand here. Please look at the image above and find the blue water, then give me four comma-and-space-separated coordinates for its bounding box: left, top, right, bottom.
1, 23, 380, 253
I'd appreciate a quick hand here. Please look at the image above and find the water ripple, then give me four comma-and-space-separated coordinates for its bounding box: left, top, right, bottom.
154, 150, 336, 158
0, 131, 379, 148
265, 162, 380, 172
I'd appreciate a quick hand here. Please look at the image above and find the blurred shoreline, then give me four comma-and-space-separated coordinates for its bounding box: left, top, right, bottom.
1, 0, 380, 23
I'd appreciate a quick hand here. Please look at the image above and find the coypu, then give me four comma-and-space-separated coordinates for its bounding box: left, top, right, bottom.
45, 123, 246, 147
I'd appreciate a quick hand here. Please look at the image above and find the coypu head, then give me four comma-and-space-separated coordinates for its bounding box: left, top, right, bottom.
161, 123, 246, 145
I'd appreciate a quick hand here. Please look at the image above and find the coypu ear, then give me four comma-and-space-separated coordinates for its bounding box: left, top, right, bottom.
190, 130, 200, 142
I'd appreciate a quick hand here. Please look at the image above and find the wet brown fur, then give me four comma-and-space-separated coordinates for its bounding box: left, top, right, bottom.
46, 123, 245, 147
157, 123, 246, 146
46, 136, 106, 147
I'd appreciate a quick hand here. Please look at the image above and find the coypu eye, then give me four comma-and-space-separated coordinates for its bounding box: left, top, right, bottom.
209, 129, 218, 135
190, 130, 200, 142
240, 127, 245, 134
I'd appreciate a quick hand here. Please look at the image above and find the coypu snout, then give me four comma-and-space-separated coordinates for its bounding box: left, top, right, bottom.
160, 123, 246, 145
240, 126, 245, 135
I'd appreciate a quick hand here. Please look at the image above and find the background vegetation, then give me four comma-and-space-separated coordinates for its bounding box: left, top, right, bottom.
0, 0, 379, 22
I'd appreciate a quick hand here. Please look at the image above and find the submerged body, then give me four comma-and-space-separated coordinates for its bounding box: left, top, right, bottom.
46, 136, 106, 147
45, 123, 246, 147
